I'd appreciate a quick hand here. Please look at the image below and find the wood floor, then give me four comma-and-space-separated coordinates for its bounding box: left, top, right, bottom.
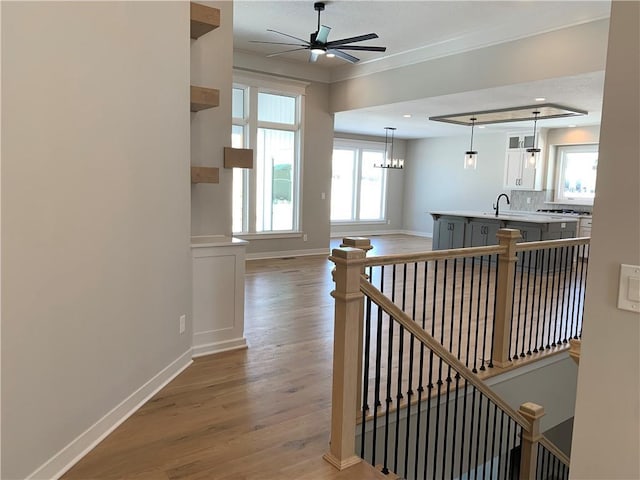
62, 235, 431, 480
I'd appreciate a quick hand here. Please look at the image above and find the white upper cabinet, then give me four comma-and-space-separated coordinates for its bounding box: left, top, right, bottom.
503, 132, 546, 190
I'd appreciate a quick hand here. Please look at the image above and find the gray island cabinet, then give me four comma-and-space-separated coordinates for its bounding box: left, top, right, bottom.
430, 211, 577, 250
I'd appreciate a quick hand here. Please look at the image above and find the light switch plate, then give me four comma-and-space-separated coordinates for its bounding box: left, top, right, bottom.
618, 264, 640, 312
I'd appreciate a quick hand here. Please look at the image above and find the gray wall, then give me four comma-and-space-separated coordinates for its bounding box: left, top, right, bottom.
191, 1, 234, 236
571, 2, 640, 477
402, 132, 509, 236
1, 3, 192, 478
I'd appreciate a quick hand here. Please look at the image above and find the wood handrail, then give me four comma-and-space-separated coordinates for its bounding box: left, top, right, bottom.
514, 236, 590, 252
359, 278, 530, 430
362, 244, 507, 267
361, 236, 590, 267
539, 434, 571, 466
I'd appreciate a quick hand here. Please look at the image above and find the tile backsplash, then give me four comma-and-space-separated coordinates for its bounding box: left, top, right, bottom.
509, 190, 593, 213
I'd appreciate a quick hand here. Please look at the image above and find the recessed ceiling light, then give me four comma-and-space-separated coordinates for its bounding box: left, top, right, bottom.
535, 97, 546, 102
568, 124, 577, 128
478, 125, 486, 129
403, 114, 412, 118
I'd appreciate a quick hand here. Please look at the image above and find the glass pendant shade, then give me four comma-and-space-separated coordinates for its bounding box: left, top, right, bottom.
464, 151, 478, 170
525, 111, 541, 168
464, 117, 478, 170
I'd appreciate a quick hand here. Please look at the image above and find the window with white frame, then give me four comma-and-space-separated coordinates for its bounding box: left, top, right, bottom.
232, 75, 305, 235
554, 144, 599, 204
331, 139, 387, 223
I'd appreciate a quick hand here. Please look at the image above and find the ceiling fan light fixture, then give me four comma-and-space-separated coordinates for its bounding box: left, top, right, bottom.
310, 46, 326, 55
326, 51, 335, 58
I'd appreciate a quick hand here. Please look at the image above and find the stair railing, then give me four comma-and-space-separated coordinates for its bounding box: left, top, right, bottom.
324, 231, 585, 478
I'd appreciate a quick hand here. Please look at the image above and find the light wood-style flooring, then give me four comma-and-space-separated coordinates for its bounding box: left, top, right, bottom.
62, 235, 431, 480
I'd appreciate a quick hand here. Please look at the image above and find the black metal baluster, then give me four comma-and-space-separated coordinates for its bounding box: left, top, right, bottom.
392, 265, 407, 475
553, 247, 566, 347
520, 250, 532, 358
371, 265, 384, 468
503, 415, 512, 480
404, 263, 418, 478
533, 250, 545, 353
458, 378, 469, 480
466, 257, 476, 370
540, 249, 552, 351
360, 296, 373, 458
413, 262, 429, 478
513, 254, 526, 359
496, 410, 505, 480
570, 247, 581, 339
422, 260, 439, 480
559, 246, 571, 344
473, 258, 483, 373
481, 255, 492, 369
473, 395, 483, 479
547, 248, 560, 349
381, 266, 395, 474
467, 386, 477, 480
489, 255, 499, 368
432, 259, 448, 479
489, 403, 498, 478
482, 395, 491, 477
527, 250, 539, 355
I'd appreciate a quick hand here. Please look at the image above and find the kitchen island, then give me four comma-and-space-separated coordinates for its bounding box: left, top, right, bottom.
430, 210, 578, 250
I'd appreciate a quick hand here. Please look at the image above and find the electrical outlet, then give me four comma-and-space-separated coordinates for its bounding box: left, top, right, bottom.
179, 314, 186, 334
303, 234, 308, 242
527, 197, 532, 204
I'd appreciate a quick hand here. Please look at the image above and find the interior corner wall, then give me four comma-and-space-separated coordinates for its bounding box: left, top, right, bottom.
570, 2, 640, 478
1, 3, 191, 479
402, 132, 508, 236
191, 1, 233, 236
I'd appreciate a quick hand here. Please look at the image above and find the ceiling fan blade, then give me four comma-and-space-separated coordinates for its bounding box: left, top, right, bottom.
316, 25, 331, 44
328, 49, 360, 64
266, 47, 309, 58
332, 45, 387, 52
309, 51, 321, 63
326, 33, 378, 48
249, 40, 308, 47
266, 29, 310, 44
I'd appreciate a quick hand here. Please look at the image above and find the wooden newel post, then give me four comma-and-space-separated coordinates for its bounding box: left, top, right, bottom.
340, 237, 372, 421
324, 246, 366, 470
492, 228, 521, 367
519, 402, 545, 480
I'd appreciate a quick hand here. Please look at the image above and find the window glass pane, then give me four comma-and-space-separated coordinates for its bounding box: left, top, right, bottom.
232, 125, 244, 148
258, 93, 295, 124
232, 169, 244, 233
331, 149, 356, 221
359, 150, 385, 220
557, 146, 598, 202
232, 88, 244, 119
256, 128, 295, 232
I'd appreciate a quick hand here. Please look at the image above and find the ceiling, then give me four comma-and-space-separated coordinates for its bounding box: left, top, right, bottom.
233, 1, 611, 139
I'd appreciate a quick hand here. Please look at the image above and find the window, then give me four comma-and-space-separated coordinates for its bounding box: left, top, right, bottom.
554, 144, 599, 204
232, 75, 305, 235
331, 140, 387, 223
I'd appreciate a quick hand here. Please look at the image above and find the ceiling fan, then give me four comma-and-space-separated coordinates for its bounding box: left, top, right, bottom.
250, 2, 387, 64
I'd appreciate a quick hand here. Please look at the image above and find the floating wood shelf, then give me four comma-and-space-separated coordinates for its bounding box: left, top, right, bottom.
224, 147, 254, 169
191, 166, 219, 184
190, 2, 220, 39
190, 86, 219, 112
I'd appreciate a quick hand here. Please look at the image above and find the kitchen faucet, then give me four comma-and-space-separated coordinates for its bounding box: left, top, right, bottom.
493, 193, 510, 217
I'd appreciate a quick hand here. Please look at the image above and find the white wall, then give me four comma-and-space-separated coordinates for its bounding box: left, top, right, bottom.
1, 3, 192, 478
402, 132, 509, 236
570, 2, 640, 478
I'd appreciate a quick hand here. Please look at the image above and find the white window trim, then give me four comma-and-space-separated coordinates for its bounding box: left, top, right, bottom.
232, 71, 307, 236
331, 138, 388, 224
554, 143, 598, 206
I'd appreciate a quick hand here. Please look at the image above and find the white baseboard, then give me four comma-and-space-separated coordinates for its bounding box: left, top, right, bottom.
246, 247, 329, 260
399, 229, 433, 238
192, 337, 248, 358
331, 229, 404, 238
28, 349, 194, 480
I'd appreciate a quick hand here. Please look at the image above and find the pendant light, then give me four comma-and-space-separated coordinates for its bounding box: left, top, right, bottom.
375, 127, 404, 169
525, 110, 541, 168
464, 117, 478, 170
